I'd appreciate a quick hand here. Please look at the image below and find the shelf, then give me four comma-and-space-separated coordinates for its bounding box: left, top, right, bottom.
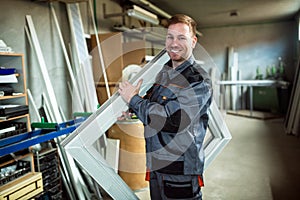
0, 53, 29, 128
0, 52, 24, 57
0, 113, 29, 122
0, 53, 39, 197
0, 93, 26, 100
0, 153, 33, 168
0, 73, 19, 77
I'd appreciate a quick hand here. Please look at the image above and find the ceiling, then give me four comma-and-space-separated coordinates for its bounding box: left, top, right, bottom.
130, 0, 300, 29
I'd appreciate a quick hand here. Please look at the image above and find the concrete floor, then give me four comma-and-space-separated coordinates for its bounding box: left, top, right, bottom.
202, 113, 300, 200
135, 113, 300, 200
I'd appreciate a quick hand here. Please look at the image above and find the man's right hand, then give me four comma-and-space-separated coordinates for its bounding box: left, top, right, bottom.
118, 79, 143, 103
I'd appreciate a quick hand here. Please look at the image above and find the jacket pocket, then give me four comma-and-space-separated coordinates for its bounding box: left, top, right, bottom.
157, 87, 178, 105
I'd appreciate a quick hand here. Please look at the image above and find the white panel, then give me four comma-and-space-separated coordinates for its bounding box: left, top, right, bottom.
67, 3, 98, 112
25, 15, 62, 122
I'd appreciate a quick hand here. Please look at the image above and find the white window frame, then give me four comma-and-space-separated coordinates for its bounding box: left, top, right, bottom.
61, 50, 232, 199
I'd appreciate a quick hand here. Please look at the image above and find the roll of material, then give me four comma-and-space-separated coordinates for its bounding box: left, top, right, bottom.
122, 64, 142, 82
108, 120, 149, 190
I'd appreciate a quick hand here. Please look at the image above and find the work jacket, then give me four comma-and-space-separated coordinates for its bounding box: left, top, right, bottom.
129, 56, 213, 175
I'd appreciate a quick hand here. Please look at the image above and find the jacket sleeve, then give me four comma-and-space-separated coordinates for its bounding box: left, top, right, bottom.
129, 80, 212, 134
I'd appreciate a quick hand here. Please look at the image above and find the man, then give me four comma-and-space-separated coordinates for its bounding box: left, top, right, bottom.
118, 14, 212, 200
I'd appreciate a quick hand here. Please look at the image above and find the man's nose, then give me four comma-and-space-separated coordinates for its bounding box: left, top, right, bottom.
170, 38, 180, 45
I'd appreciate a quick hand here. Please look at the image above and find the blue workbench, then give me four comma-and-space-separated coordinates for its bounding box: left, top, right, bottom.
0, 118, 85, 157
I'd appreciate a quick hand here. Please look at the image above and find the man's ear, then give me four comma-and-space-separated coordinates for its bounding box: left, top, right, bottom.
192, 35, 197, 48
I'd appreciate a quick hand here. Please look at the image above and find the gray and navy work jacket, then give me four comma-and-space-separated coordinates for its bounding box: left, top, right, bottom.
129, 55, 213, 176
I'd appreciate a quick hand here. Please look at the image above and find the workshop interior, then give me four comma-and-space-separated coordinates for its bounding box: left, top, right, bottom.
0, 0, 300, 199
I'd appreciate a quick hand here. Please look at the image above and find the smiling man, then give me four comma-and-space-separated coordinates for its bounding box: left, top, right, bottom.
165, 18, 197, 68
118, 14, 213, 199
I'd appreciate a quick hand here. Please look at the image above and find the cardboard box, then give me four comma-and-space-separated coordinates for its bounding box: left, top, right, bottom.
91, 33, 123, 83
122, 41, 146, 68
96, 82, 118, 105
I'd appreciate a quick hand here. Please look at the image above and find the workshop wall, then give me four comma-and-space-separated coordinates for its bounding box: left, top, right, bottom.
0, 0, 298, 120
199, 20, 297, 82
0, 0, 125, 121
0, 0, 71, 122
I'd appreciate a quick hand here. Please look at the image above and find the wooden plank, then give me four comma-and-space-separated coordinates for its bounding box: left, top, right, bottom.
0, 53, 24, 57
0, 94, 27, 100
0, 114, 29, 123
19, 186, 43, 200
10, 180, 39, 199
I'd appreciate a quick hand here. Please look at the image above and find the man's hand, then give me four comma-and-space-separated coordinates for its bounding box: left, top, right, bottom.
118, 79, 143, 103
117, 111, 133, 121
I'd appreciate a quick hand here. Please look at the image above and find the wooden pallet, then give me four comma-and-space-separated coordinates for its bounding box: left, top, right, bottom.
0, 172, 43, 200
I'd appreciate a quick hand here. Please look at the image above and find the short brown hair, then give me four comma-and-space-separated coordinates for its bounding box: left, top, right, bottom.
167, 14, 197, 36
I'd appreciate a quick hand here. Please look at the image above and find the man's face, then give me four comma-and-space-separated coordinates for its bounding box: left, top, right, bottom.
165, 23, 197, 64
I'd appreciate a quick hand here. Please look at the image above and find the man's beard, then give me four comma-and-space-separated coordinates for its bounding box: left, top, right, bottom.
167, 50, 185, 62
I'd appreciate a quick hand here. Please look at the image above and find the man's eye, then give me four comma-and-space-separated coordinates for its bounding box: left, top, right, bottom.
179, 37, 187, 40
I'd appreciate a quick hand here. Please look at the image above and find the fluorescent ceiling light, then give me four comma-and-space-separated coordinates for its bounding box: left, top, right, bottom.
127, 5, 159, 25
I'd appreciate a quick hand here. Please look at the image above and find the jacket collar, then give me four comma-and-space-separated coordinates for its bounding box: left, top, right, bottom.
164, 55, 195, 78
165, 55, 195, 70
